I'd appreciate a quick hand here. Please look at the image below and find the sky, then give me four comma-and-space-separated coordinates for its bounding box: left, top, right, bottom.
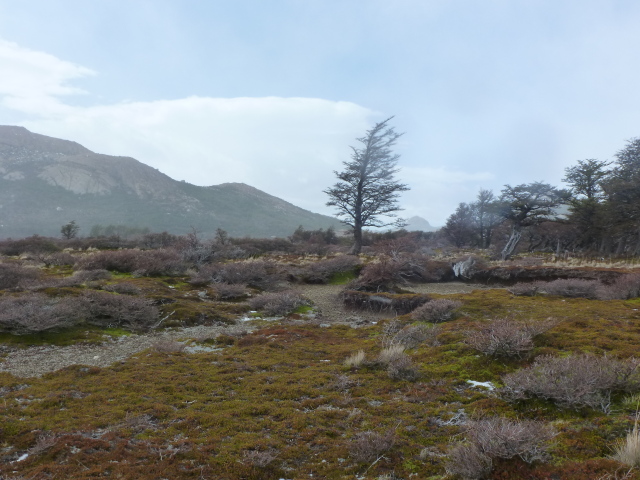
1, 1, 640, 227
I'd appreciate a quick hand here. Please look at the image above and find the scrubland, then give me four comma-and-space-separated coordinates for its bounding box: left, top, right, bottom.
1, 234, 640, 479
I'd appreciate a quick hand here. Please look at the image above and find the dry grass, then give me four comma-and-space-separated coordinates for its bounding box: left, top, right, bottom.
612, 414, 640, 468
344, 349, 366, 369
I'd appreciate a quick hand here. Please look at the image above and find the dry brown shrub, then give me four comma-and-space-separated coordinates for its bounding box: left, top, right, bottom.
0, 263, 40, 290
531, 278, 600, 299
301, 255, 361, 283
464, 318, 557, 358
599, 273, 640, 300
508, 282, 540, 296
411, 299, 462, 323
348, 430, 395, 463
82, 290, 159, 331
380, 319, 440, 349
502, 354, 640, 411
103, 282, 142, 295
248, 291, 309, 316
75, 249, 186, 276
446, 417, 556, 479
211, 283, 247, 300
152, 339, 186, 354
0, 293, 85, 334
192, 260, 281, 290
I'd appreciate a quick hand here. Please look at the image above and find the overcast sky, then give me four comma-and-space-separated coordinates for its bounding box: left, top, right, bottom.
1, 0, 640, 226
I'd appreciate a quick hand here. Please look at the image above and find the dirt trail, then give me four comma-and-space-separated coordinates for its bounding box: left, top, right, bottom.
0, 282, 495, 378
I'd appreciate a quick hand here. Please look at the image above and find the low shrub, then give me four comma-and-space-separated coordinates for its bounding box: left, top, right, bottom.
464, 317, 557, 358
348, 430, 395, 463
0, 235, 61, 256
341, 290, 430, 314
152, 339, 186, 354
242, 448, 279, 468
0, 263, 41, 290
508, 282, 540, 296
502, 354, 640, 411
600, 273, 640, 300
300, 255, 361, 284
380, 319, 440, 349
411, 299, 462, 323
0, 293, 84, 334
537, 278, 600, 299
248, 291, 310, 316
446, 417, 556, 479
75, 249, 186, 276
103, 282, 142, 295
211, 283, 248, 300
82, 290, 160, 331
377, 344, 419, 381
349, 258, 408, 292
192, 260, 281, 290
67, 269, 112, 284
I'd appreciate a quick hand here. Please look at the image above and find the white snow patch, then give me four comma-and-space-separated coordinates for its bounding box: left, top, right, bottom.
467, 380, 495, 390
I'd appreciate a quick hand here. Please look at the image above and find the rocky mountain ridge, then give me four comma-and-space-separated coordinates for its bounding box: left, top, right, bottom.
0, 126, 341, 238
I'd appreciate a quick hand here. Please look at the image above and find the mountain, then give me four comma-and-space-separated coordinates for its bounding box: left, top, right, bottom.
405, 216, 438, 232
0, 126, 341, 238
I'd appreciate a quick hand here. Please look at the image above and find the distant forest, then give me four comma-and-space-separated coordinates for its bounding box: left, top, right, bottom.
442, 137, 640, 259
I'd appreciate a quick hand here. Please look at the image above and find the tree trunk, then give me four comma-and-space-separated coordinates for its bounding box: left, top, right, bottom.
350, 224, 363, 255
501, 227, 522, 261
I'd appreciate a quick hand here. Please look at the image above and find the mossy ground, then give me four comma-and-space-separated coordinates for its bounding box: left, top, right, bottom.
2, 263, 640, 478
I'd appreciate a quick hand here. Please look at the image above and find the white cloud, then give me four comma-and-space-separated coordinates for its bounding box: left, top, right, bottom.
0, 37, 493, 226
0, 39, 94, 115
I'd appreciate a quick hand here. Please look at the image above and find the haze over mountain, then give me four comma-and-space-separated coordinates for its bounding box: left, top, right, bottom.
0, 126, 342, 238
405, 216, 437, 232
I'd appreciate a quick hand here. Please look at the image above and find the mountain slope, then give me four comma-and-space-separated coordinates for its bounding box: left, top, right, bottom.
0, 126, 341, 238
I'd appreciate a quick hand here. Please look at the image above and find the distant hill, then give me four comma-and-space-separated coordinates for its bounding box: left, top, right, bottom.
0, 126, 341, 238
405, 216, 438, 232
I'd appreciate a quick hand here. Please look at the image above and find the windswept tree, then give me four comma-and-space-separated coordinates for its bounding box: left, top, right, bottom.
325, 117, 409, 254
61, 220, 80, 239
562, 159, 611, 249
499, 182, 569, 260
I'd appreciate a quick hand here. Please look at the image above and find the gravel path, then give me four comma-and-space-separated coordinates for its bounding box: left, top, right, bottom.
0, 282, 495, 378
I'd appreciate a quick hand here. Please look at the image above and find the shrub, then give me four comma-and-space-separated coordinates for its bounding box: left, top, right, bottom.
81, 290, 159, 331
211, 283, 248, 300
446, 417, 556, 478
380, 319, 439, 349
103, 282, 142, 295
502, 354, 640, 411
0, 294, 84, 334
537, 278, 600, 299
152, 339, 186, 354
341, 290, 430, 314
600, 273, 640, 300
377, 345, 419, 380
350, 258, 408, 292
192, 260, 281, 290
0, 263, 41, 290
348, 430, 395, 463
464, 318, 557, 358
508, 282, 540, 296
75, 249, 186, 276
411, 299, 462, 323
0, 235, 60, 256
300, 255, 361, 284
248, 291, 310, 316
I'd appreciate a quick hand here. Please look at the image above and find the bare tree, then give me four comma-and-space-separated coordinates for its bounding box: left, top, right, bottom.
324, 117, 409, 254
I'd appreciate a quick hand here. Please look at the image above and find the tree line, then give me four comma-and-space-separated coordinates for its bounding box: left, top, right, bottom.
442, 138, 640, 258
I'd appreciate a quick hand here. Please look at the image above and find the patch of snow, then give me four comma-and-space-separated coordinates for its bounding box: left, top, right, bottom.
467, 380, 495, 390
